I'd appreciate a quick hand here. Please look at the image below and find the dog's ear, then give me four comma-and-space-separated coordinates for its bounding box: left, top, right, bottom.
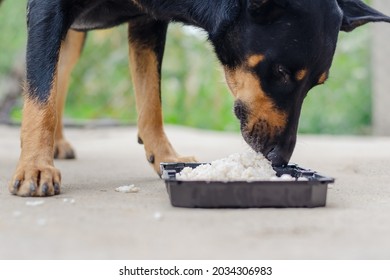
247, 0, 289, 23
337, 0, 390, 32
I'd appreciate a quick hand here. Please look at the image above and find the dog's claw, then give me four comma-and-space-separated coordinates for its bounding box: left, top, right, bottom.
29, 182, 37, 194
12, 180, 21, 195
54, 139, 76, 159
66, 150, 75, 159
54, 183, 60, 195
148, 154, 155, 164
41, 183, 49, 196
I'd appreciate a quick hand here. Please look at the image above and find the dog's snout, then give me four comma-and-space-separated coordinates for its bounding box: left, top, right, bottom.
265, 133, 297, 166
240, 120, 296, 167
265, 146, 289, 167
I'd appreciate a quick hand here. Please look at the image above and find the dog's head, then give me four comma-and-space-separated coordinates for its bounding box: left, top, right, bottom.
217, 0, 390, 166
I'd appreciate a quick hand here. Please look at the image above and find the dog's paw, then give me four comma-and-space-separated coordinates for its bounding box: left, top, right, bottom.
9, 163, 61, 197
54, 139, 75, 159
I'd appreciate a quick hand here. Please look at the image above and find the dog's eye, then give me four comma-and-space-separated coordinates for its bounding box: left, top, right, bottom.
273, 65, 291, 83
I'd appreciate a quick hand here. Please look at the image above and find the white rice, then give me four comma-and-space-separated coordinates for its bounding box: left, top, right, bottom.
176, 150, 278, 182
25, 200, 45, 207
115, 184, 140, 193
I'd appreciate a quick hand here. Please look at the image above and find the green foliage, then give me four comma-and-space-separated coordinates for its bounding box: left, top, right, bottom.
66, 27, 137, 123
0, 0, 27, 73
162, 26, 237, 131
299, 28, 372, 134
0, 1, 373, 134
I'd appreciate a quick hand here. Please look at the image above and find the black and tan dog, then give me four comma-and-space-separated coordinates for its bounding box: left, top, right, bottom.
9, 0, 390, 196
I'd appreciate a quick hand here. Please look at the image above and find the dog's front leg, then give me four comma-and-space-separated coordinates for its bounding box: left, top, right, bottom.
128, 19, 196, 174
9, 1, 68, 196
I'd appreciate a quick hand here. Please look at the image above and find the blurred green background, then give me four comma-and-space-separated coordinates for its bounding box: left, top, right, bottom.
0, 0, 372, 134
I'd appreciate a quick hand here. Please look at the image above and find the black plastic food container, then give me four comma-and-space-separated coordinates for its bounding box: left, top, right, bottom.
161, 163, 334, 208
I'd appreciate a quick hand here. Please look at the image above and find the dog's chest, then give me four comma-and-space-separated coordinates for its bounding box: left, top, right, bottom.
70, 0, 143, 31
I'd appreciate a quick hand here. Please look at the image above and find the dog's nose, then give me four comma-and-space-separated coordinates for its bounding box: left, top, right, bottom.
265, 132, 297, 167
265, 147, 288, 167
265, 145, 290, 167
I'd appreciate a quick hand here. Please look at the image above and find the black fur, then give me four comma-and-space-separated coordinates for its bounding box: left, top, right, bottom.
26, 0, 70, 102
24, 0, 390, 165
128, 17, 168, 101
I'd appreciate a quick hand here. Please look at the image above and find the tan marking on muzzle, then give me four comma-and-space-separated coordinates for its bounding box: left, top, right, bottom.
296, 69, 308, 81
247, 54, 265, 68
224, 66, 287, 133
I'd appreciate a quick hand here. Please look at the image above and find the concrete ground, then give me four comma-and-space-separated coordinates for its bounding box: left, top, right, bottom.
0, 124, 390, 259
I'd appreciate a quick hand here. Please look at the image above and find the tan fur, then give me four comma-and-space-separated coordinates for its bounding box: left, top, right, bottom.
318, 72, 328, 84
224, 66, 287, 134
9, 30, 86, 196
296, 69, 308, 81
247, 54, 265, 68
10, 82, 61, 196
128, 32, 195, 173
55, 30, 86, 159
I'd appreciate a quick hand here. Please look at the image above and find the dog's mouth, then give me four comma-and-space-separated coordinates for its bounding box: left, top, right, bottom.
234, 101, 293, 166
241, 127, 294, 167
